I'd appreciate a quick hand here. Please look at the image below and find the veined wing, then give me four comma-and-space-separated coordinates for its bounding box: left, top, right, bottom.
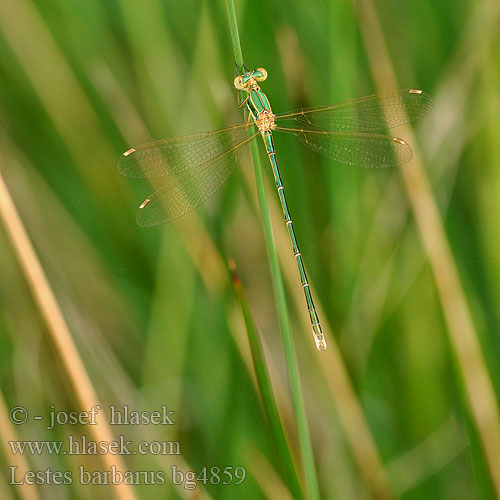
118, 123, 248, 178
274, 89, 433, 133
136, 131, 259, 226
275, 127, 412, 168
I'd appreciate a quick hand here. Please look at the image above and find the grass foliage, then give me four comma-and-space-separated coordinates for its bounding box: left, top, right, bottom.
0, 0, 499, 499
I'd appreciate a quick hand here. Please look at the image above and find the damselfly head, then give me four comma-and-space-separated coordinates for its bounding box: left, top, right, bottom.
253, 68, 268, 81
234, 67, 268, 90
233, 75, 246, 90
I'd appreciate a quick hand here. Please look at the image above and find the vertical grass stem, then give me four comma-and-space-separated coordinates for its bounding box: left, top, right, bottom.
225, 2, 321, 498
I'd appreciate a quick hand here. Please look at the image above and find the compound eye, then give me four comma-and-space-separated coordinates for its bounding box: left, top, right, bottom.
255, 68, 268, 81
234, 75, 245, 90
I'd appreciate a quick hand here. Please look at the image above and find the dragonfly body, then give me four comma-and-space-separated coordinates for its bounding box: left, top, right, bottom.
118, 67, 432, 351
236, 69, 326, 350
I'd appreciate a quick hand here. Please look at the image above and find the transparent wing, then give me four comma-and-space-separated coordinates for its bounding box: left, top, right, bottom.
274, 89, 433, 133
136, 131, 259, 226
275, 127, 412, 168
118, 123, 248, 178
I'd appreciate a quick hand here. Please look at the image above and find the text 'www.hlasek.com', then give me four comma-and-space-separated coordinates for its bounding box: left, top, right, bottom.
6, 404, 246, 490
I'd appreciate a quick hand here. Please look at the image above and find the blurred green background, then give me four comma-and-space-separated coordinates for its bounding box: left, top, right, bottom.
0, 0, 499, 499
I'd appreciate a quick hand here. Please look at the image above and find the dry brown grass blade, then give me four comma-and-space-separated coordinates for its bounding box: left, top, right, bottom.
91, 64, 226, 294
0, 163, 137, 500
0, 132, 216, 500
357, 0, 500, 495
289, 270, 393, 500
316, 325, 393, 500
93, 64, 292, 497
245, 444, 296, 500
270, 28, 395, 498
0, 391, 42, 500
241, 150, 394, 499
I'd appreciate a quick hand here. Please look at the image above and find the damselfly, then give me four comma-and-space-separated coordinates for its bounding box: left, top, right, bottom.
118, 67, 432, 351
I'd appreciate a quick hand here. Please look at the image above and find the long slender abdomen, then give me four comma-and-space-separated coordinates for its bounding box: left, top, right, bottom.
261, 131, 327, 351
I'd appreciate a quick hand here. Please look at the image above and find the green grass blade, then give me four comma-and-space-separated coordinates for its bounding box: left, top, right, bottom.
224, 0, 244, 68
225, 2, 321, 498
229, 259, 305, 500
357, 0, 500, 496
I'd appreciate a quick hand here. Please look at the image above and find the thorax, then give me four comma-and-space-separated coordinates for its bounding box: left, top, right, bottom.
247, 87, 276, 133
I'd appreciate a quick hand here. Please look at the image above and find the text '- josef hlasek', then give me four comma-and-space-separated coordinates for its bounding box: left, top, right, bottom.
42, 405, 175, 430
